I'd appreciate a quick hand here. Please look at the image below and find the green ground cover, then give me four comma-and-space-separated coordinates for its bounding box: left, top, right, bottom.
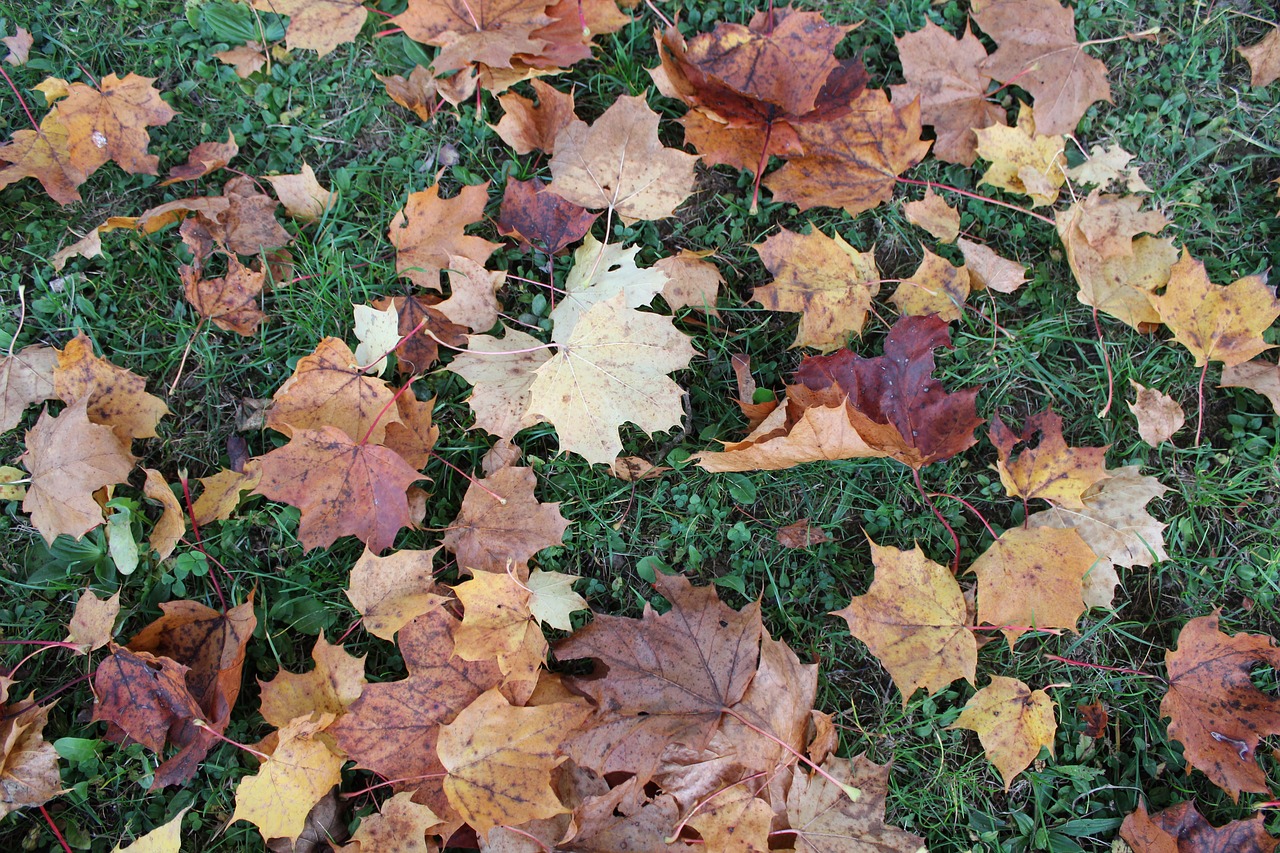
2, 0, 1280, 849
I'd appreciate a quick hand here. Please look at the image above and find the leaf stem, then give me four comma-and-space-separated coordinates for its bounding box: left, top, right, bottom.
897, 177, 1057, 226
192, 719, 270, 760
749, 117, 774, 215
426, 329, 558, 358
178, 470, 228, 612
0, 64, 40, 131
357, 315, 429, 374
6, 284, 25, 358
429, 450, 507, 505
1195, 360, 1207, 446
1043, 654, 1165, 682
40, 805, 72, 853
926, 493, 996, 538
340, 772, 447, 798
719, 706, 856, 801
912, 468, 962, 574
358, 373, 424, 447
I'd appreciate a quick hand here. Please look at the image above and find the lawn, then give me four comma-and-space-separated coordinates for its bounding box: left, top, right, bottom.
2, 0, 1280, 850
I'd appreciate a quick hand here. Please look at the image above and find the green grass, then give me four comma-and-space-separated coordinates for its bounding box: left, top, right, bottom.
3, 0, 1280, 849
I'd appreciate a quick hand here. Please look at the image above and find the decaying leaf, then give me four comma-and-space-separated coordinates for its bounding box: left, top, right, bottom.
990, 408, 1110, 509
957, 238, 1027, 293
1221, 359, 1280, 415
181, 255, 267, 336
0, 344, 59, 433
493, 79, 581, 155
1129, 381, 1185, 445
232, 712, 345, 843
1239, 27, 1280, 89
784, 754, 927, 853
252, 0, 367, 56
442, 465, 569, 574
346, 547, 446, 642
890, 247, 971, 323
392, 0, 552, 72
1121, 800, 1279, 852
161, 132, 237, 185
389, 182, 499, 290
54, 333, 170, 441
497, 176, 599, 256
264, 163, 335, 222
974, 103, 1067, 207
267, 337, 401, 444
65, 588, 120, 653
0, 699, 61, 820
903, 187, 961, 243
776, 518, 830, 549
258, 635, 366, 728
1027, 466, 1169, 570
655, 249, 724, 317
3, 26, 32, 67
346, 792, 440, 852
950, 676, 1056, 788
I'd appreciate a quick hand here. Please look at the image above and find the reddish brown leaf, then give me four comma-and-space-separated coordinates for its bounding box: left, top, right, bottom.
493, 80, 580, 155
222, 175, 293, 256
389, 182, 499, 290
392, 0, 552, 72
161, 131, 238, 185
1079, 702, 1108, 739
181, 255, 267, 336
793, 314, 984, 469
441, 465, 570, 574
497, 176, 599, 255
0, 698, 60, 819
1121, 800, 1279, 853
371, 294, 469, 376
776, 518, 829, 549
266, 337, 402, 444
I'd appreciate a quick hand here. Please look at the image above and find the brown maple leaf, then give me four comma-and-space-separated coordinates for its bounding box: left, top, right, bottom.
264, 162, 335, 222
0, 344, 58, 433
972, 0, 1113, 136
497, 176, 599, 256
547, 95, 700, 222
221, 175, 294, 256
2, 26, 32, 67
346, 547, 446, 642
53, 333, 170, 441
161, 131, 238, 185
1222, 359, 1280, 416
19, 396, 137, 543
784, 754, 927, 853
0, 698, 60, 820
793, 314, 984, 469
776, 518, 830, 549
891, 21, 1007, 166
258, 634, 367, 728
1160, 612, 1280, 800
389, 182, 499, 290
695, 398, 886, 473
253, 426, 423, 552
442, 465, 570, 574
266, 337, 402, 444
493, 80, 581, 155
377, 66, 445, 121
1121, 800, 1279, 852
65, 588, 120, 653
990, 408, 1110, 509
0, 111, 85, 205
252, 0, 367, 57
392, 0, 552, 72
655, 249, 724, 317
1239, 27, 1280, 89
181, 255, 267, 336
51, 73, 175, 177
555, 572, 762, 786
371, 294, 469, 376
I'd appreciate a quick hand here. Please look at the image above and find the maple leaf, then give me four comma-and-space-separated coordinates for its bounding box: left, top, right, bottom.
389, 182, 499, 290
1056, 191, 1176, 330
393, 0, 551, 72
1221, 359, 1280, 415
752, 228, 881, 352
160, 131, 238, 185
266, 337, 402, 444
1239, 27, 1280, 88
950, 676, 1056, 788
142, 469, 184, 560
220, 175, 294, 256
54, 333, 170, 441
527, 294, 695, 465
971, 0, 1113, 136
19, 397, 136, 543
654, 249, 724, 317
55, 73, 176, 176
91, 647, 205, 765
0, 111, 86, 205
352, 302, 401, 377
1160, 612, 1280, 800
783, 754, 927, 853
890, 247, 971, 323
792, 315, 984, 469
434, 255, 505, 334
695, 400, 885, 473
527, 569, 588, 631
497, 176, 599, 256
974, 103, 1066, 207
990, 408, 1110, 509
382, 387, 440, 470
252, 0, 367, 56
372, 294, 469, 376
1067, 143, 1151, 194
191, 463, 261, 527
181, 255, 267, 336
445, 326, 552, 439
493, 80, 581, 155
957, 238, 1027, 293
214, 42, 267, 78
253, 426, 423, 552
0, 696, 60, 820
776, 518, 829, 549
233, 712, 345, 843
969, 526, 1094, 647
259, 634, 367, 728
1149, 250, 1280, 367
347, 792, 441, 852
556, 573, 762, 785
688, 784, 772, 853
0, 344, 58, 433
377, 66, 445, 121
264, 162, 335, 222
903, 187, 961, 243
1121, 800, 1279, 852
346, 547, 446, 641
891, 21, 1007, 166
110, 805, 190, 853
452, 569, 544, 663
547, 94, 699, 222
3, 26, 32, 66
1129, 381, 1185, 445
442, 465, 570, 574
550, 234, 668, 337
65, 588, 120, 653
833, 539, 976, 703
437, 688, 590, 838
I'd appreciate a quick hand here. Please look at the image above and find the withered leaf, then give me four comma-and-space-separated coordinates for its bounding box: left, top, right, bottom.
784, 754, 927, 853
1129, 381, 1185, 445
377, 66, 444, 121
57, 73, 177, 176
974, 103, 1066, 207
0, 700, 62, 819
91, 646, 204, 759
1221, 359, 1280, 415
232, 712, 344, 844
902, 187, 961, 243
694, 400, 885, 473
392, 0, 552, 72
1027, 465, 1169, 570
497, 176, 599, 256
890, 247, 971, 323
1121, 800, 1279, 853
655, 249, 724, 317
493, 80, 581, 155
54, 332, 170, 441
266, 337, 402, 444
389, 182, 499, 290
252, 0, 367, 57
950, 676, 1056, 788
444, 327, 551, 439
161, 131, 237, 185
776, 518, 830, 549
181, 255, 267, 336
372, 294, 469, 376
65, 588, 120, 653
442, 465, 569, 574
259, 634, 366, 728
990, 408, 1110, 509
1239, 27, 1280, 89
346, 547, 445, 642
264, 163, 335, 222
0, 344, 58, 433
0, 111, 86, 205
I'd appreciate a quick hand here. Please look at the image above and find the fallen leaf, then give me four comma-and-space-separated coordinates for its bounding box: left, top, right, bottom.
352, 302, 401, 377
764, 90, 931, 216
974, 103, 1067, 207
950, 676, 1056, 788
0, 344, 59, 433
1239, 27, 1280, 89
1121, 800, 1279, 853
1149, 250, 1280, 367
346, 547, 446, 641
54, 333, 170, 440
444, 327, 552, 439
776, 518, 830, 549
259, 635, 367, 728
903, 187, 961, 242
377, 66, 444, 121
347, 792, 440, 853
1129, 381, 1185, 445
1066, 143, 1151, 193
191, 463, 261, 527
972, 0, 1113, 135
221, 175, 294, 256
655, 249, 723, 317
694, 400, 886, 473
232, 712, 345, 843
181, 255, 267, 336
161, 132, 238, 185
66, 588, 120, 653
214, 42, 267, 78
57, 73, 177, 176
957, 238, 1027, 293
0, 111, 86, 204
728, 352, 777, 430
496, 176, 599, 255
264, 163, 335, 222
527, 294, 695, 466
0, 466, 25, 501
19, 397, 136, 543
833, 539, 976, 702
91, 647, 204, 765
0, 699, 61, 819
252, 0, 367, 56
3, 26, 32, 66
969, 526, 1094, 647
527, 568, 587, 631
111, 805, 191, 853
752, 228, 881, 352
389, 182, 499, 290
442, 465, 570, 574
433, 255, 505, 334
609, 455, 671, 481
452, 570, 541, 661
548, 94, 699, 222
1160, 612, 1280, 800
1027, 465, 1169, 570
1221, 359, 1280, 415
793, 314, 985, 469
1079, 702, 1109, 739
493, 80, 581, 155
990, 408, 1110, 509
267, 337, 402, 444
891, 21, 1007, 165
372, 294, 468, 376
687, 784, 771, 853
890, 247, 971, 323
392, 0, 552, 72
784, 754, 927, 853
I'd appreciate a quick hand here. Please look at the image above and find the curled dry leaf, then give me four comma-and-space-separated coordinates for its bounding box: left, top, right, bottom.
3, 26, 32, 66
0, 698, 61, 820
181, 255, 267, 336
65, 588, 120, 653
950, 676, 1056, 788
377, 66, 444, 121
695, 401, 885, 473
776, 518, 830, 549
1129, 381, 1185, 445
1121, 800, 1279, 853
609, 455, 671, 481
264, 163, 335, 222
957, 238, 1027, 293
141, 468, 184, 559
